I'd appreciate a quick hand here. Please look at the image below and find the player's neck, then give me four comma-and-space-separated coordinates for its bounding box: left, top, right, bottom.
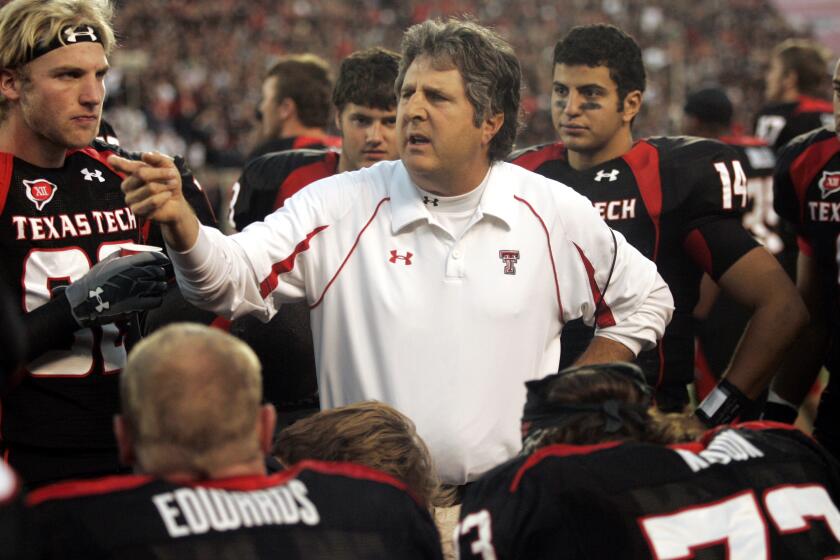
155, 458, 268, 482
0, 115, 66, 168
567, 130, 634, 171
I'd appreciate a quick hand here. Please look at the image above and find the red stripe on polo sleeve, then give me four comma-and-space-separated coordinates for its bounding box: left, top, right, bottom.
259, 225, 329, 298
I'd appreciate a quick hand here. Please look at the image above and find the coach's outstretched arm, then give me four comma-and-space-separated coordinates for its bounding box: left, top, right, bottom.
110, 153, 200, 252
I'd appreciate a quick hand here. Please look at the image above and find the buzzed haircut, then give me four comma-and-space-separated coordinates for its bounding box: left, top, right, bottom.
121, 323, 263, 475
332, 47, 401, 112
265, 54, 333, 129
553, 24, 646, 108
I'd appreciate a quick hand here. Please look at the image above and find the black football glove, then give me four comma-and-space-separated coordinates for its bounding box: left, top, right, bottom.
56, 252, 169, 327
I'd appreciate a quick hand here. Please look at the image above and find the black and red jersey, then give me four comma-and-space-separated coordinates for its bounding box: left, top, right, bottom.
511, 137, 758, 406
695, 135, 780, 381
0, 141, 214, 470
458, 423, 840, 559
229, 148, 340, 231
27, 460, 443, 560
246, 135, 342, 162
755, 95, 834, 153
226, 149, 340, 423
774, 127, 840, 327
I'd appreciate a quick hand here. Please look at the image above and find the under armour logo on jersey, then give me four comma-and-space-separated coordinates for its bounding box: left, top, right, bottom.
819, 171, 840, 199
389, 250, 413, 265
423, 196, 439, 206
81, 168, 105, 182
499, 250, 520, 275
594, 169, 620, 182
89, 287, 109, 313
63, 25, 98, 43
23, 178, 58, 210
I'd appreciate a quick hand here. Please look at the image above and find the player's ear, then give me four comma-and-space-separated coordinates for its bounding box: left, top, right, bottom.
621, 90, 643, 124
258, 404, 277, 455
481, 112, 504, 146
334, 109, 343, 132
278, 98, 295, 120
0, 68, 22, 102
113, 415, 136, 467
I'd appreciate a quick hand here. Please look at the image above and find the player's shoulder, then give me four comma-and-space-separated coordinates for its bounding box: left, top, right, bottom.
247, 148, 336, 176
756, 100, 797, 119
720, 135, 776, 174
644, 135, 738, 163
795, 95, 834, 116
508, 141, 567, 170
779, 126, 838, 159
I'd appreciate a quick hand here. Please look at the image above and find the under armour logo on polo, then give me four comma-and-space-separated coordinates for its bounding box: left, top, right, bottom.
499, 250, 520, 275
89, 287, 109, 312
389, 250, 413, 265
81, 168, 105, 182
594, 169, 620, 182
423, 196, 439, 206
64, 25, 98, 43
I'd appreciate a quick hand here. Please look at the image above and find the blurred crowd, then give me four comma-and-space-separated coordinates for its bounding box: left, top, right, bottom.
104, 0, 805, 169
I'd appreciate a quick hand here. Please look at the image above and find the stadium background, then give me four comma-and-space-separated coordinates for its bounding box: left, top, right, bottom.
98, 0, 840, 223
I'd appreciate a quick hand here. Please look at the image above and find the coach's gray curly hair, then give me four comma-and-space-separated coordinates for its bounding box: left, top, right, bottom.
395, 18, 522, 162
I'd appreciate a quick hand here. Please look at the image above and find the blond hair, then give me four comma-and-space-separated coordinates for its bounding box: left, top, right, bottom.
275, 401, 441, 508
121, 323, 263, 477
0, 0, 116, 120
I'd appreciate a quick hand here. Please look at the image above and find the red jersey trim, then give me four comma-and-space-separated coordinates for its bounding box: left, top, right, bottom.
259, 225, 329, 299
797, 235, 814, 257
27, 474, 152, 506
572, 242, 616, 327
0, 152, 13, 215
511, 143, 567, 172
513, 195, 563, 320
510, 441, 622, 492
793, 95, 833, 116
291, 135, 342, 149
209, 316, 232, 331
72, 146, 124, 178
310, 197, 390, 309
275, 151, 340, 209
789, 136, 840, 224
683, 229, 714, 275
623, 141, 662, 261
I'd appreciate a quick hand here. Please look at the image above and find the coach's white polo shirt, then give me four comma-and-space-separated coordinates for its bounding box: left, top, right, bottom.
171, 160, 672, 484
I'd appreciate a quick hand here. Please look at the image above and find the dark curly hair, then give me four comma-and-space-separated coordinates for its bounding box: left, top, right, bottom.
396, 18, 521, 162
332, 47, 401, 112
553, 24, 646, 111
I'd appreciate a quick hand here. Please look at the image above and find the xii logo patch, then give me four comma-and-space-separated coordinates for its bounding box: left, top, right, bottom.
23, 178, 58, 210
499, 250, 520, 275
818, 171, 840, 199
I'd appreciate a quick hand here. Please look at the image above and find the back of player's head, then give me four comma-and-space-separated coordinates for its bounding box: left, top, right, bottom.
274, 401, 440, 508
121, 323, 264, 476
772, 39, 831, 97
395, 17, 521, 162
0, 0, 115, 120
265, 53, 333, 129
520, 362, 702, 453
553, 24, 646, 106
332, 47, 401, 113
684, 87, 733, 126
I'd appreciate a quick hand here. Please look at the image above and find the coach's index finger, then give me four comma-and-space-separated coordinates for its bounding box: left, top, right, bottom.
107, 154, 146, 177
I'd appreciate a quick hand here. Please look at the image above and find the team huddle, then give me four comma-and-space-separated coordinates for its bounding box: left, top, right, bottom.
2, 0, 840, 558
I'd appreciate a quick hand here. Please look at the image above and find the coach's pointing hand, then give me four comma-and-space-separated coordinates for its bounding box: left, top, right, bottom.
109, 152, 200, 252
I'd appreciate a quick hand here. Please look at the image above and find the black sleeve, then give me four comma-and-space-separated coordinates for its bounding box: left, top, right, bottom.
231, 154, 281, 232
773, 140, 805, 229
679, 142, 760, 279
